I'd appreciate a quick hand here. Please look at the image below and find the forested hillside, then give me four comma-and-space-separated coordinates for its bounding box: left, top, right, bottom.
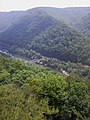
0, 11, 24, 33
0, 7, 90, 65
76, 13, 90, 38
0, 54, 90, 120
0, 6, 90, 120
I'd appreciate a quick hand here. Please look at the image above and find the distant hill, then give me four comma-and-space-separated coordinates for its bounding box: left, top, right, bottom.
0, 7, 90, 65
0, 11, 24, 33
75, 13, 90, 37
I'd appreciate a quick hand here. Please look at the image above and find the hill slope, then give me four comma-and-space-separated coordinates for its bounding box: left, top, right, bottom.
0, 11, 25, 33
0, 53, 90, 120
75, 13, 90, 38
0, 7, 90, 65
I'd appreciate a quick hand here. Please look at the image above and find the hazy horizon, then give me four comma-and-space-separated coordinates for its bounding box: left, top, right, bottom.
0, 6, 90, 13
0, 0, 90, 12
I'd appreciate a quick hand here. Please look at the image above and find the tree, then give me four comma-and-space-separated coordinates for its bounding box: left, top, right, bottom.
43, 76, 90, 120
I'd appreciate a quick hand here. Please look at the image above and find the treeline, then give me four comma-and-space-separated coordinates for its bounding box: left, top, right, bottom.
36, 57, 90, 80
13, 48, 90, 80
0, 54, 90, 120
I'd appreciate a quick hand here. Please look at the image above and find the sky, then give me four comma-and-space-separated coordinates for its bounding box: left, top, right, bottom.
0, 0, 90, 12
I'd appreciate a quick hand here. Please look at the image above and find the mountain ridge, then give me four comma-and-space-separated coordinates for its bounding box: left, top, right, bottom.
0, 7, 90, 65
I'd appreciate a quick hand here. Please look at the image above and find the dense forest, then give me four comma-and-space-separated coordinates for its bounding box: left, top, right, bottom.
0, 54, 90, 120
0, 7, 90, 65
0, 7, 90, 120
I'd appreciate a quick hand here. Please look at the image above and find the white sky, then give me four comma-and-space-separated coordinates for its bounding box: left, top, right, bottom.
0, 0, 90, 12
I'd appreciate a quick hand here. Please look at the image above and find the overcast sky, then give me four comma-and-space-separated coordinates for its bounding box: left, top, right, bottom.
0, 0, 90, 12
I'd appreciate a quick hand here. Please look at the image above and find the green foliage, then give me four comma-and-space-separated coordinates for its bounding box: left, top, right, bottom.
0, 84, 26, 120
0, 7, 90, 65
0, 7, 90, 120
0, 55, 90, 120
0, 84, 47, 120
76, 13, 90, 38
38, 57, 90, 79
16, 48, 42, 60
43, 76, 90, 120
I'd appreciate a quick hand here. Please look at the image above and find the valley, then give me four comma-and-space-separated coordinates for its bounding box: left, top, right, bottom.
0, 7, 90, 120
0, 7, 90, 65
